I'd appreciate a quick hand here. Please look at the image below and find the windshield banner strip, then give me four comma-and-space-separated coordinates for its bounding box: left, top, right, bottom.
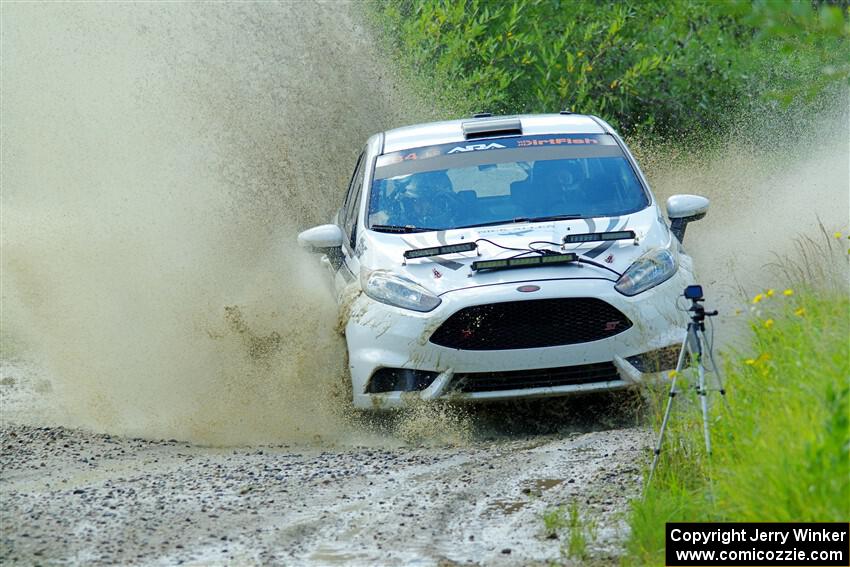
375, 145, 624, 180
379, 134, 616, 165
375, 134, 616, 176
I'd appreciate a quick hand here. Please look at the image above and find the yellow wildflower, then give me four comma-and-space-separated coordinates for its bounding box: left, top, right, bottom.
668, 370, 679, 379
834, 231, 842, 239
766, 289, 775, 297
746, 353, 771, 366
763, 318, 774, 329
752, 293, 765, 304
783, 289, 794, 296
794, 307, 806, 317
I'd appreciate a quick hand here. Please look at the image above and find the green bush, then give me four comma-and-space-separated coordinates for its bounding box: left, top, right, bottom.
370, 0, 849, 137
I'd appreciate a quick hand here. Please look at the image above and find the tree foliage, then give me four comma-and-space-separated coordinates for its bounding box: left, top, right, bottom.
372, 0, 849, 136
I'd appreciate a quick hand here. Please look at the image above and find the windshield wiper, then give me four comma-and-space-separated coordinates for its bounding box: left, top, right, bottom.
455, 214, 581, 230
454, 218, 532, 229
370, 224, 442, 234
524, 213, 582, 222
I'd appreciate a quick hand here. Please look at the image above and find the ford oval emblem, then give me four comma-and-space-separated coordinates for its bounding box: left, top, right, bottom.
516, 285, 540, 293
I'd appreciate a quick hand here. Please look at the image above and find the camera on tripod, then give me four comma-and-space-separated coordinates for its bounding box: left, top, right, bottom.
684, 284, 703, 301
683, 284, 718, 323
646, 283, 728, 490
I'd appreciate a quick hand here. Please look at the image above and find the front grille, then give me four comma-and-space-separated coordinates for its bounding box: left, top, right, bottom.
452, 362, 621, 393
429, 298, 632, 350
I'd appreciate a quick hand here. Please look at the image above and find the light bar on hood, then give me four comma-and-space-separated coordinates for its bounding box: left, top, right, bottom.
471, 253, 578, 272
403, 242, 477, 260
563, 230, 636, 244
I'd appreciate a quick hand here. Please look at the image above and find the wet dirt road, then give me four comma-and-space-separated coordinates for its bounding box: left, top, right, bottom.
1, 365, 648, 566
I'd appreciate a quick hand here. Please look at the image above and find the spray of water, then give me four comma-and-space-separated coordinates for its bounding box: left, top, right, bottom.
630, 102, 850, 341
1, 2, 426, 445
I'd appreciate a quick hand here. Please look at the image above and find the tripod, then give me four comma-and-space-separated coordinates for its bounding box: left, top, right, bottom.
646, 286, 727, 488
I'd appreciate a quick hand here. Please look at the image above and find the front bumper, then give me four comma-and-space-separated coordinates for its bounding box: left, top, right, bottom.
345, 271, 691, 409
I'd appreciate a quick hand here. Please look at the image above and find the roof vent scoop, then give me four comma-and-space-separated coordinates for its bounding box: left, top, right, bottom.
472, 112, 493, 118
461, 116, 523, 140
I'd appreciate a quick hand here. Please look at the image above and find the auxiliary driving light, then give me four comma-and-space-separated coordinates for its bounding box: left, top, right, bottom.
404, 242, 477, 259
563, 230, 635, 244
471, 253, 578, 272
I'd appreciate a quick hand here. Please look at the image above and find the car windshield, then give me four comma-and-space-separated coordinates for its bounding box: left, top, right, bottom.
368, 134, 648, 231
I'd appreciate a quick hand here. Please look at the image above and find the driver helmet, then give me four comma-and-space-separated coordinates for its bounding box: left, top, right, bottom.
397, 170, 454, 224
532, 159, 580, 189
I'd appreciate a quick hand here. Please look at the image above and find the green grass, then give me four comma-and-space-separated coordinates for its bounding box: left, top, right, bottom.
624, 287, 850, 566
542, 501, 599, 563
542, 505, 571, 537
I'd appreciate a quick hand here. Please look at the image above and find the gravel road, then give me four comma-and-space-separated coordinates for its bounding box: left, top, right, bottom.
1, 361, 649, 566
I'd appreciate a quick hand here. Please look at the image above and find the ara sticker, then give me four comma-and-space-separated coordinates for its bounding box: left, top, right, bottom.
446, 142, 506, 154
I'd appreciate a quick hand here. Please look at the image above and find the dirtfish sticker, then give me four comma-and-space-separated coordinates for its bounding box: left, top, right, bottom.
517, 137, 599, 146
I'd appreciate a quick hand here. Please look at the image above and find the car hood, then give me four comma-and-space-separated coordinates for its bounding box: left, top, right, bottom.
358, 207, 675, 296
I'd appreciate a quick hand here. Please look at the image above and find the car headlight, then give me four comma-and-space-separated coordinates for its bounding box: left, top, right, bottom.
615, 248, 678, 296
361, 270, 442, 312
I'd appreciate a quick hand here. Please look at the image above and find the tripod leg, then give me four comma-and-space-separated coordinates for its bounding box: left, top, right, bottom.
646, 333, 689, 490
704, 334, 732, 412
646, 373, 679, 489
674, 329, 689, 373
698, 357, 712, 455
690, 327, 712, 455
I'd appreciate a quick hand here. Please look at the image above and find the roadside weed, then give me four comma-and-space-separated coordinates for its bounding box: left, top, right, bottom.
542, 501, 599, 563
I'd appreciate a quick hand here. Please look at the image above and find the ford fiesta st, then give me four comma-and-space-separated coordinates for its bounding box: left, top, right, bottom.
298, 113, 709, 409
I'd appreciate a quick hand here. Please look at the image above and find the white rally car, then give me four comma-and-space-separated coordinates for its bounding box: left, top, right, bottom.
298, 113, 708, 409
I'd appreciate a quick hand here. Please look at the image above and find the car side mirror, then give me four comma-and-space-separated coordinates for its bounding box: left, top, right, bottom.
297, 224, 344, 251
666, 194, 709, 242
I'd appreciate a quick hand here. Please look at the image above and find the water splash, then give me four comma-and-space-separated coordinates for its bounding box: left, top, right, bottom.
1, 2, 422, 445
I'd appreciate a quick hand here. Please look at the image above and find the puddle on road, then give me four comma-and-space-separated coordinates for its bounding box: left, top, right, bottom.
309, 549, 374, 565
529, 478, 565, 491
488, 499, 528, 515
485, 480, 564, 516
